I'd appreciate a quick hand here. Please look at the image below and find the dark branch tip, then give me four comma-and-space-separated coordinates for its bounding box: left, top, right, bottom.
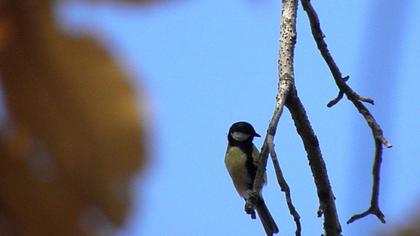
327, 91, 344, 107
347, 207, 386, 224
360, 97, 375, 105
342, 76, 350, 82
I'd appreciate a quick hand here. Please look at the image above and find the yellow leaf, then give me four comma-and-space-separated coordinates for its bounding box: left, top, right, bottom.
0, 1, 146, 235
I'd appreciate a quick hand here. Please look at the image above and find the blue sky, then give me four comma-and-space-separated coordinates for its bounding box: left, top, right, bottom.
58, 1, 420, 235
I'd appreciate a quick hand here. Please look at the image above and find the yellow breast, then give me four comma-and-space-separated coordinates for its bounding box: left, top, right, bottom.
224, 145, 260, 198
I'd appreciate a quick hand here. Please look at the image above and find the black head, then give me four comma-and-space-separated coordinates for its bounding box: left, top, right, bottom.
228, 121, 260, 144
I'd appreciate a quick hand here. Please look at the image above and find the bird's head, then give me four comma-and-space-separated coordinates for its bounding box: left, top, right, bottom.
228, 121, 261, 144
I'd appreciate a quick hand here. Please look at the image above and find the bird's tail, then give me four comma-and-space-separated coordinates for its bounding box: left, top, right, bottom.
255, 198, 279, 236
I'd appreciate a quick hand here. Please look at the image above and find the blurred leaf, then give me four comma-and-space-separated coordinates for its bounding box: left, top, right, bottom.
378, 203, 420, 236
0, 1, 146, 235
68, 0, 170, 5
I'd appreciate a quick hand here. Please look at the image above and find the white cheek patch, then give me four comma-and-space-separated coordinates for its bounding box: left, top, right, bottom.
231, 132, 251, 142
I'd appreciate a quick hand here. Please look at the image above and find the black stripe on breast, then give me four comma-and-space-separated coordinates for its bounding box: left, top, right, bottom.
244, 146, 257, 190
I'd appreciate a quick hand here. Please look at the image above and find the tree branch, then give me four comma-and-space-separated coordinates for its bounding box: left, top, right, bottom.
267, 135, 302, 236
252, 1, 342, 235
286, 88, 342, 236
347, 139, 386, 224
252, 0, 297, 194
251, 0, 297, 234
300, 0, 392, 224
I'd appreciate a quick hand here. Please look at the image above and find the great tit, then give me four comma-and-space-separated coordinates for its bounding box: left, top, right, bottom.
225, 121, 279, 235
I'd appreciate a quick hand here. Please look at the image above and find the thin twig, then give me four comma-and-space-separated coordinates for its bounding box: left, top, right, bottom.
327, 76, 348, 107
326, 91, 344, 108
267, 135, 302, 236
347, 139, 386, 224
300, 0, 392, 224
300, 1, 374, 105
286, 88, 342, 236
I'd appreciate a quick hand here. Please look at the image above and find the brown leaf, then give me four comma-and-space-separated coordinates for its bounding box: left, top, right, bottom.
82, 0, 169, 4
0, 1, 146, 235
377, 203, 420, 236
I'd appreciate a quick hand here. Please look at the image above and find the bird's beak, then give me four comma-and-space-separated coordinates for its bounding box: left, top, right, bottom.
255, 133, 261, 137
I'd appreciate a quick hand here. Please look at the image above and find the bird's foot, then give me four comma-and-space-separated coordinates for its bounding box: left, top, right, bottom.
244, 201, 256, 219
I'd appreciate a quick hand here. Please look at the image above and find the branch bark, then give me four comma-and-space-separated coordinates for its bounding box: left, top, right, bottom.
248, 0, 338, 235
251, 0, 298, 234
252, 0, 297, 194
252, 1, 342, 235
286, 89, 342, 235
267, 136, 301, 236
300, 0, 392, 224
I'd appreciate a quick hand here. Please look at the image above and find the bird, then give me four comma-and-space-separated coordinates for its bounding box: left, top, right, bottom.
224, 121, 279, 236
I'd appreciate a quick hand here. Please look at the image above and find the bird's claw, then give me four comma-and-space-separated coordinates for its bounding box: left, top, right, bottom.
244, 202, 256, 219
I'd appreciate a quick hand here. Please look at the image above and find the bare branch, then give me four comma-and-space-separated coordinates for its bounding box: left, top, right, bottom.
252, 1, 342, 235
250, 1, 298, 234
327, 76, 348, 107
248, 74, 292, 219
286, 89, 342, 236
267, 135, 302, 236
300, 0, 392, 224
347, 139, 386, 224
300, 1, 375, 105
252, 0, 297, 193
347, 207, 385, 224
326, 91, 344, 108
253, 80, 291, 194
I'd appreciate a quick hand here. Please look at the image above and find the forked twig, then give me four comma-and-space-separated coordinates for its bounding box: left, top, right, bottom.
253, 0, 342, 235
250, 0, 299, 234
300, 0, 392, 224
